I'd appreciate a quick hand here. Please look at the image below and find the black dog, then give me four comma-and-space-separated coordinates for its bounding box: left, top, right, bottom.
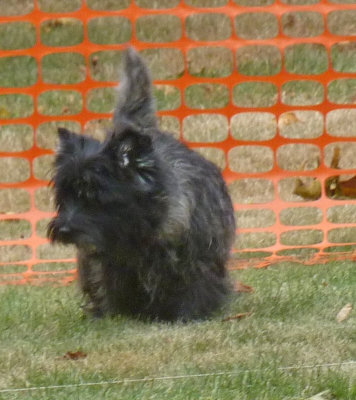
48, 48, 235, 321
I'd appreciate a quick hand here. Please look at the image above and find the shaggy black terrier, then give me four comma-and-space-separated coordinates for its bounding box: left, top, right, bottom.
48, 48, 236, 321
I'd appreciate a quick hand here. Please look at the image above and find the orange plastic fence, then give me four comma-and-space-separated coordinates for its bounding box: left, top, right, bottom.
1, 0, 356, 285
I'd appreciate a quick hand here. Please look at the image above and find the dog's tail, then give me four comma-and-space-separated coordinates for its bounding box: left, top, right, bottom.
113, 47, 157, 131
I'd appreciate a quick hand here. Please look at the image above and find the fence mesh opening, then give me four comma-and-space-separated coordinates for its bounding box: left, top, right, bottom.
1, 0, 356, 284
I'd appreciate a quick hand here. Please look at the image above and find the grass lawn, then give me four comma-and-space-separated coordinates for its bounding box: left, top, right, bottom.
0, 261, 354, 399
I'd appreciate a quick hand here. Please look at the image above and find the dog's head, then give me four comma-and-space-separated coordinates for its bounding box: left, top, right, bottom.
48, 48, 167, 250
47, 125, 164, 250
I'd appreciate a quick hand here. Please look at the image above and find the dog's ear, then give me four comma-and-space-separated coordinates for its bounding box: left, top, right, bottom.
58, 127, 72, 140
105, 127, 153, 170
57, 127, 83, 153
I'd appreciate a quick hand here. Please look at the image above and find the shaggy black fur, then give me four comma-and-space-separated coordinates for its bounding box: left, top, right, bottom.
48, 48, 236, 321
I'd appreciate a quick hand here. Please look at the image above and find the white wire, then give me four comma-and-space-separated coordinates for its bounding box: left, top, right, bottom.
0, 361, 354, 393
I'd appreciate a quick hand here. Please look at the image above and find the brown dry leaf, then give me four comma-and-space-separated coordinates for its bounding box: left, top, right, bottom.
0, 107, 10, 118
338, 176, 356, 198
336, 303, 352, 323
294, 178, 321, 200
60, 18, 77, 26
222, 312, 252, 322
43, 19, 63, 32
63, 350, 87, 360
91, 55, 99, 66
283, 14, 296, 29
279, 112, 299, 128
234, 281, 254, 293
330, 146, 340, 169
91, 55, 100, 74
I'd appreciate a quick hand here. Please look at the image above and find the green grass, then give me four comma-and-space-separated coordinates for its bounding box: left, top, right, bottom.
237, 45, 282, 76
233, 82, 278, 108
328, 79, 356, 105
37, 91, 83, 116
187, 47, 233, 78
154, 85, 181, 111
0, 56, 37, 87
0, 244, 31, 263
0, 124, 33, 152
185, 13, 231, 41
0, 219, 31, 240
0, 22, 35, 50
183, 114, 228, 143
87, 0, 131, 10
0, 157, 30, 183
235, 12, 279, 40
38, 0, 82, 12
230, 112, 277, 141
136, 15, 182, 43
86, 88, 116, 114
0, 189, 31, 214
285, 44, 328, 75
88, 17, 132, 45
281, 81, 324, 106
280, 207, 322, 226
281, 11, 324, 38
0, 94, 33, 119
42, 53, 86, 85
332, 43, 356, 73
236, 231, 277, 250
185, 84, 229, 110
0, 262, 354, 399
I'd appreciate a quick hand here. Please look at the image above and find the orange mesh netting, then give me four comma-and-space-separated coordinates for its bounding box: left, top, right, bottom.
1, 0, 356, 285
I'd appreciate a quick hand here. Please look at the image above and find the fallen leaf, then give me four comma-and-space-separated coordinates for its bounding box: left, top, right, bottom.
0, 107, 10, 118
60, 18, 76, 25
155, 84, 176, 95
330, 146, 340, 169
279, 112, 299, 128
222, 312, 252, 322
91, 55, 100, 74
43, 19, 64, 32
326, 148, 356, 199
294, 178, 321, 200
234, 281, 254, 293
283, 14, 296, 29
63, 350, 87, 360
336, 303, 352, 323
338, 176, 356, 198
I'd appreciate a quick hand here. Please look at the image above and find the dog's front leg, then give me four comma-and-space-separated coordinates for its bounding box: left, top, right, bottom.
77, 249, 110, 318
